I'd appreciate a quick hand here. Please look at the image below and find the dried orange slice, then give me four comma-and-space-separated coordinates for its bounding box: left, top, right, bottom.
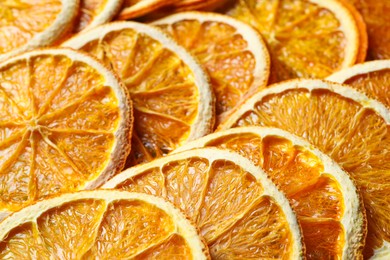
0, 0, 78, 61
104, 148, 305, 259
0, 190, 210, 259
175, 126, 366, 259
218, 79, 390, 258
222, 0, 366, 82
63, 22, 214, 166
154, 12, 270, 124
117, 0, 178, 20
173, 0, 228, 11
0, 48, 132, 218
328, 60, 390, 108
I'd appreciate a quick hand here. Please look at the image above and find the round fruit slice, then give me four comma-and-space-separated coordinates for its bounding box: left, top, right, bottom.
0, 48, 132, 218
175, 126, 366, 259
104, 148, 305, 259
0, 190, 210, 259
218, 79, 390, 258
172, 0, 228, 11
327, 60, 390, 108
221, 0, 366, 82
0, 0, 78, 61
63, 22, 214, 167
153, 12, 270, 124
117, 0, 178, 20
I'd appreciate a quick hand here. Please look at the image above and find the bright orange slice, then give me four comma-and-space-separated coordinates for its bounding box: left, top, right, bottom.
221, 0, 367, 82
154, 12, 270, 124
63, 22, 214, 166
104, 148, 305, 259
0, 190, 210, 259
218, 79, 390, 258
175, 126, 366, 259
117, 0, 178, 20
0, 48, 132, 218
0, 0, 78, 61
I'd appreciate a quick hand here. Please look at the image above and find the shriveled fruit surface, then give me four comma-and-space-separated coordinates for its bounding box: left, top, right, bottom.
218, 79, 390, 258
221, 0, 366, 82
117, 0, 178, 20
328, 60, 390, 108
0, 0, 78, 61
0, 49, 132, 218
104, 148, 304, 259
154, 12, 270, 123
0, 190, 210, 259
63, 22, 214, 167
176, 126, 366, 259
172, 0, 228, 11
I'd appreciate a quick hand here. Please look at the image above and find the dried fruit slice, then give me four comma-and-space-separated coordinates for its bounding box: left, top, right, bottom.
63, 22, 214, 166
117, 0, 178, 20
0, 0, 78, 61
221, 0, 366, 82
0, 48, 132, 218
173, 0, 228, 11
103, 148, 304, 259
328, 60, 390, 108
218, 79, 390, 258
0, 190, 210, 259
154, 12, 270, 123
175, 126, 366, 259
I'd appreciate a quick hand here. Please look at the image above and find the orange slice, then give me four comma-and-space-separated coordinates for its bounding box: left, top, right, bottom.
154, 12, 270, 124
328, 60, 390, 108
173, 0, 228, 11
0, 0, 78, 61
221, 0, 366, 82
175, 126, 366, 259
63, 22, 214, 166
218, 79, 390, 258
0, 48, 132, 218
0, 190, 210, 259
117, 0, 178, 20
104, 148, 305, 259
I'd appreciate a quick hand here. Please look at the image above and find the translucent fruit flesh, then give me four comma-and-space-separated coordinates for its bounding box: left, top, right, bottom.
74, 0, 109, 32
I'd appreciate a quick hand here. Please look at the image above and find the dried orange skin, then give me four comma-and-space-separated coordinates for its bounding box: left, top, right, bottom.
118, 0, 178, 20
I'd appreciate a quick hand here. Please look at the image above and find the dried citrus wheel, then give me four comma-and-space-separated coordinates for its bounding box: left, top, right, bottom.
221, 0, 366, 82
0, 190, 210, 259
117, 0, 178, 20
328, 60, 390, 108
218, 79, 390, 258
153, 12, 270, 124
172, 0, 228, 11
175, 126, 366, 259
0, 0, 78, 62
103, 148, 305, 259
0, 48, 132, 219
63, 22, 214, 166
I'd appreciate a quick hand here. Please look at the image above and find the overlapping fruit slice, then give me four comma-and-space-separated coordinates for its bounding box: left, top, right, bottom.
172, 0, 228, 11
0, 0, 78, 61
63, 22, 214, 166
104, 148, 304, 259
328, 60, 390, 108
0, 190, 210, 259
0, 48, 132, 218
154, 12, 270, 123
218, 79, 390, 258
221, 0, 366, 82
117, 0, 178, 20
175, 126, 366, 259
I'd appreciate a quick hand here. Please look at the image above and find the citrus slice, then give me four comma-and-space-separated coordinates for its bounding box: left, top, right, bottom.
218, 79, 390, 258
0, 48, 132, 218
63, 22, 214, 166
0, 0, 78, 61
103, 148, 304, 259
175, 126, 366, 259
173, 0, 228, 11
221, 0, 366, 82
153, 12, 270, 124
117, 0, 178, 20
0, 190, 210, 259
327, 60, 390, 108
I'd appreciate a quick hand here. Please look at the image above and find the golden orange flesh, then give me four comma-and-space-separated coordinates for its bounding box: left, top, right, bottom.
74, 0, 108, 32
0, 0, 62, 55
119, 0, 178, 20
0, 54, 121, 212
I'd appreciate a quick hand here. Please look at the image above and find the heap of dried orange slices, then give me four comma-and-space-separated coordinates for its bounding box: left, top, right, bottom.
0, 0, 389, 259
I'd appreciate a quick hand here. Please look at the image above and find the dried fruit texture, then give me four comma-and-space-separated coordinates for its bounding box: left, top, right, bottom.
218, 79, 390, 258
0, 191, 210, 259
175, 127, 366, 259
117, 0, 178, 20
221, 0, 365, 82
173, 0, 228, 11
154, 12, 270, 123
104, 148, 305, 259
63, 22, 214, 167
0, 49, 132, 217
